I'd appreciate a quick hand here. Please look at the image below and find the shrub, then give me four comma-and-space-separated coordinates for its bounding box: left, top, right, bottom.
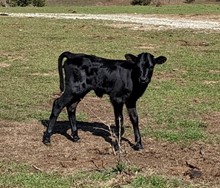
131, 0, 151, 6
184, 0, 195, 3
8, 0, 45, 7
32, 0, 45, 7
9, 0, 31, 6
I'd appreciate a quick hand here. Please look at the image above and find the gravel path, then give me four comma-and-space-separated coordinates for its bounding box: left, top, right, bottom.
1, 12, 220, 30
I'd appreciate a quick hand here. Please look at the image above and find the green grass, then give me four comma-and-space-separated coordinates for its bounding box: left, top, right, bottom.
143, 119, 206, 142
131, 175, 187, 188
137, 29, 220, 143
0, 162, 71, 188
0, 161, 190, 188
0, 4, 220, 14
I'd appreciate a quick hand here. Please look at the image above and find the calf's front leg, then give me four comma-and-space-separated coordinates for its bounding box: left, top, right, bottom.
112, 102, 125, 137
112, 101, 125, 151
126, 102, 143, 150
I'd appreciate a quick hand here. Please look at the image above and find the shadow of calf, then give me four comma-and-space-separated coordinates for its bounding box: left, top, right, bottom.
41, 120, 124, 149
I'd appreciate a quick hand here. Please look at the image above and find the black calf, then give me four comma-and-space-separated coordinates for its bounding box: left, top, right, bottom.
43, 51, 167, 150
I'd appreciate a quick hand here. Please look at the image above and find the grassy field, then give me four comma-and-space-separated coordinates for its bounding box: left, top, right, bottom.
0, 4, 220, 14
0, 161, 188, 188
0, 5, 220, 188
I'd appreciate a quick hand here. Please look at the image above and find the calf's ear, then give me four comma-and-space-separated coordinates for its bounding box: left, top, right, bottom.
155, 56, 167, 65
125, 54, 138, 63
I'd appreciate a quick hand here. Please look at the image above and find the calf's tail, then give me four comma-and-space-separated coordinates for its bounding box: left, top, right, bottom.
58, 51, 74, 92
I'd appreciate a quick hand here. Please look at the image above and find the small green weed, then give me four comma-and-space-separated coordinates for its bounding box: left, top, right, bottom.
111, 161, 141, 175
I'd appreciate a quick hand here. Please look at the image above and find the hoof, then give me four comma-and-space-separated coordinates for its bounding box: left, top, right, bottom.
43, 140, 51, 146
43, 133, 51, 146
42, 137, 51, 146
133, 143, 143, 151
114, 143, 120, 151
72, 135, 80, 142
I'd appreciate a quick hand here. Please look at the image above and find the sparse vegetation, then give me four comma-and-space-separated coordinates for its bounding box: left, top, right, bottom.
0, 161, 188, 188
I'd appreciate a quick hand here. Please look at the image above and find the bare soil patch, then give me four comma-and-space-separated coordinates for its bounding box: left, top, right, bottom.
0, 51, 25, 66
0, 95, 220, 186
204, 111, 220, 134
0, 63, 10, 68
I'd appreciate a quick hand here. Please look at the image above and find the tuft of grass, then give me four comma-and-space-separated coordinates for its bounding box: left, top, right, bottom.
111, 161, 141, 175
131, 175, 187, 188
132, 175, 167, 188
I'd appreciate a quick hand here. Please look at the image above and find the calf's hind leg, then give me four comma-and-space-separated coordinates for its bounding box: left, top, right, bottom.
67, 101, 80, 142
43, 93, 73, 145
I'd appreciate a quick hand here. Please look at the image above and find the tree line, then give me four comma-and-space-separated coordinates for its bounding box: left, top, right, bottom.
2, 0, 45, 7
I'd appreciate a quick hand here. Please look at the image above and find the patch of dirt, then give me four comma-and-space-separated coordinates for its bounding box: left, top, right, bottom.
209, 70, 220, 74
0, 96, 220, 186
0, 63, 10, 68
0, 51, 25, 65
203, 111, 220, 134
108, 23, 171, 31
203, 80, 219, 85
30, 71, 57, 77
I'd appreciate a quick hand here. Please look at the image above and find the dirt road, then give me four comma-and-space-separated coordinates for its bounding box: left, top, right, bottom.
1, 12, 220, 30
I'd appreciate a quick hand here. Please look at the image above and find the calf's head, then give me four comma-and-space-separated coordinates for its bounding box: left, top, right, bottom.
125, 52, 167, 83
